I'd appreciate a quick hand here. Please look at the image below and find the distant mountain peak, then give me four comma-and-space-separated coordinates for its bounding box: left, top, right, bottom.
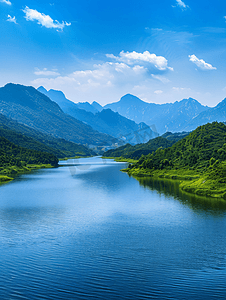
120, 94, 146, 104
216, 97, 226, 108
91, 101, 103, 112
37, 86, 48, 93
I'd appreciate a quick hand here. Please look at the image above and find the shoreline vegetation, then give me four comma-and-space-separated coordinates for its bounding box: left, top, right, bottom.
0, 136, 59, 184
0, 155, 94, 184
105, 156, 226, 200
124, 164, 226, 200
0, 164, 55, 184
103, 122, 226, 201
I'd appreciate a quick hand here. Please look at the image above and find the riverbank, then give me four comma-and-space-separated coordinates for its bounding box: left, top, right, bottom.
104, 156, 226, 200
0, 164, 55, 183
102, 156, 138, 163
123, 162, 226, 200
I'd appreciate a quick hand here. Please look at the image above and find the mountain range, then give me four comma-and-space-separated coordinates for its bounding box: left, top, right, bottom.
182, 98, 226, 132
0, 83, 115, 147
82, 93, 226, 135
1, 83, 226, 159
38, 87, 157, 144
38, 86, 226, 137
103, 94, 209, 134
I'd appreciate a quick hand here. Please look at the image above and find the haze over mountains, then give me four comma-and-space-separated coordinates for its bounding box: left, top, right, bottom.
1, 82, 226, 161
38, 87, 157, 144
182, 98, 226, 132
37, 85, 226, 136
104, 94, 210, 134
0, 83, 115, 147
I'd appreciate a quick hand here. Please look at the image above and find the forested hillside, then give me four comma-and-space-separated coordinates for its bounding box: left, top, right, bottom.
0, 114, 96, 158
133, 122, 226, 170
103, 132, 189, 159
126, 122, 226, 199
0, 137, 59, 182
0, 137, 58, 167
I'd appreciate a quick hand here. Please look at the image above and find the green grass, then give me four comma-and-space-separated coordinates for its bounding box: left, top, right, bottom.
59, 155, 93, 161
0, 175, 13, 183
102, 156, 138, 163
0, 164, 55, 183
125, 162, 226, 200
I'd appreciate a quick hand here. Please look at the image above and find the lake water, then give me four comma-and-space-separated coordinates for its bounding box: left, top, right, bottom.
0, 157, 226, 299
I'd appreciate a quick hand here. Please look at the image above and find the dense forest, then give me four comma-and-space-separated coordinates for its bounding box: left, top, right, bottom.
103, 132, 189, 160
126, 122, 226, 199
0, 114, 96, 158
0, 137, 58, 166
0, 137, 58, 181
132, 122, 226, 171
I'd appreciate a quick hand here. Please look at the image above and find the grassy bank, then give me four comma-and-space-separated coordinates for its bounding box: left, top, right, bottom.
102, 156, 138, 163
0, 164, 55, 184
125, 161, 226, 200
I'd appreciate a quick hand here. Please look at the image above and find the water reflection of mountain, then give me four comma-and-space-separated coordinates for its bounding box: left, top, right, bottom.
134, 176, 226, 215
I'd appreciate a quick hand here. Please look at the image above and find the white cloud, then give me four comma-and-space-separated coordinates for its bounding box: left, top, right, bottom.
31, 61, 156, 104
34, 68, 60, 76
172, 87, 191, 92
151, 74, 170, 84
32, 62, 148, 90
154, 90, 163, 94
0, 0, 11, 5
106, 50, 173, 71
189, 54, 216, 70
175, 0, 189, 9
7, 15, 17, 24
31, 52, 173, 105
22, 6, 71, 30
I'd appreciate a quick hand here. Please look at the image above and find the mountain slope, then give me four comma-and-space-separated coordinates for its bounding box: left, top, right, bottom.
127, 122, 226, 199
91, 101, 103, 112
103, 131, 189, 159
104, 94, 209, 134
0, 137, 58, 168
130, 122, 226, 170
38, 87, 157, 144
182, 98, 226, 132
38, 87, 99, 114
0, 114, 96, 158
0, 83, 115, 146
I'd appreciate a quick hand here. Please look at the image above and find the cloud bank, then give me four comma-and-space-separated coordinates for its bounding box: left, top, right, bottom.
107, 50, 173, 71
0, 0, 11, 5
189, 54, 216, 70
23, 6, 71, 30
34, 68, 60, 76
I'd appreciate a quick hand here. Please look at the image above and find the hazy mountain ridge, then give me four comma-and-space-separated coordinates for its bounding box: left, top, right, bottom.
182, 98, 226, 132
0, 84, 115, 146
103, 131, 189, 160
38, 87, 157, 144
104, 94, 209, 134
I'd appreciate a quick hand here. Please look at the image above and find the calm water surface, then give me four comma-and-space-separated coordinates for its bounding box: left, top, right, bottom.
0, 157, 226, 299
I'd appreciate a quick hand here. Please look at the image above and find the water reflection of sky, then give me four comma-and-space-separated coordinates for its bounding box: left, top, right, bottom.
0, 157, 226, 299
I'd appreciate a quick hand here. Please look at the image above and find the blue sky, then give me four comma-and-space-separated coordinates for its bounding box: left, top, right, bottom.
1, 0, 226, 106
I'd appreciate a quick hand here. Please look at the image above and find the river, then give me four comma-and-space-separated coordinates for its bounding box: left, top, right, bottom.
0, 157, 226, 299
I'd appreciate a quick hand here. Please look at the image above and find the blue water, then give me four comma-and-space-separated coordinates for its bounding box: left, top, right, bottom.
0, 157, 226, 299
